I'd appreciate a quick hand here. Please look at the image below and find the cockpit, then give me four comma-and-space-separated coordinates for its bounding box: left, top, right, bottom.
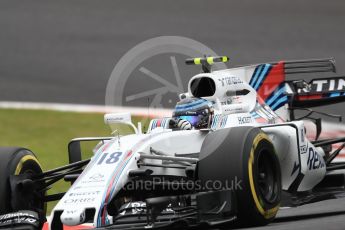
171, 98, 214, 130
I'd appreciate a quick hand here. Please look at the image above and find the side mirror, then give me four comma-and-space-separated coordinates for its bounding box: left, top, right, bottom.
68, 137, 113, 164
104, 113, 139, 134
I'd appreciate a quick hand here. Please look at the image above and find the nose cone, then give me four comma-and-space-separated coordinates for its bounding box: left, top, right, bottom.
60, 208, 86, 226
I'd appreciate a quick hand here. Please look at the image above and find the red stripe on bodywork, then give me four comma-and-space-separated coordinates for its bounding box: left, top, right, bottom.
101, 141, 112, 152
257, 61, 285, 101
255, 117, 268, 123
297, 94, 323, 100
257, 96, 265, 105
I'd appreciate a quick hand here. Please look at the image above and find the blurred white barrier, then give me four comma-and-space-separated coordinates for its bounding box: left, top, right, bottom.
0, 101, 172, 117
1, 101, 345, 160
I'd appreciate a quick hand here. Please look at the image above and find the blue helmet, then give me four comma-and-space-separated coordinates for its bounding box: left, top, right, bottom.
172, 98, 213, 129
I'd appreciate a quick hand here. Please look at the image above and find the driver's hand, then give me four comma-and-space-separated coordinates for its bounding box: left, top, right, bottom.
176, 118, 192, 130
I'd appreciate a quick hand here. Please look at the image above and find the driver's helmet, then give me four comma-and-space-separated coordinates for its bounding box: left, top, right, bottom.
172, 98, 213, 129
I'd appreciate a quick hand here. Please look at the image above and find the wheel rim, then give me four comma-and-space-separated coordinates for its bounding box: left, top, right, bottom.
256, 150, 279, 204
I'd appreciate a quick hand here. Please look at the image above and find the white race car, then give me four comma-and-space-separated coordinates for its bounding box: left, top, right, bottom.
1, 56, 345, 230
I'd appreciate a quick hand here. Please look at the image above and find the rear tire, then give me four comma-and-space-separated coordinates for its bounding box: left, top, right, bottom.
198, 127, 281, 226
0, 147, 45, 215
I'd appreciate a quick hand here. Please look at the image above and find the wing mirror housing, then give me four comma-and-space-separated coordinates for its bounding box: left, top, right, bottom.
104, 112, 140, 134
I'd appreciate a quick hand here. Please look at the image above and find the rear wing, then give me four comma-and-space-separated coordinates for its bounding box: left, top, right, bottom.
271, 58, 336, 75
275, 58, 345, 107
244, 57, 342, 122
286, 76, 345, 108
272, 58, 344, 126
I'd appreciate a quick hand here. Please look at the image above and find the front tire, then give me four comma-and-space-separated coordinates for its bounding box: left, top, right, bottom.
197, 127, 281, 226
0, 147, 45, 215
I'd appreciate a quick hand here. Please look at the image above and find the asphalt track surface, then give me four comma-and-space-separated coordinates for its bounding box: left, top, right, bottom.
243, 198, 345, 230
2, 1, 345, 229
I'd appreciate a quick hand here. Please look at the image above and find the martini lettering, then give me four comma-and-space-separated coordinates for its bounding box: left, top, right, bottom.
298, 78, 345, 93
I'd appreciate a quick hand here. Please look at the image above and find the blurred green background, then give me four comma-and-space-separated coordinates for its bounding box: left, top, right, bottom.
0, 108, 145, 214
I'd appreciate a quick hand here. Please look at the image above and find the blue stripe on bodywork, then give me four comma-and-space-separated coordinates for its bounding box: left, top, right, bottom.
221, 116, 228, 127
266, 86, 286, 106
254, 64, 271, 90
271, 96, 288, 110
212, 115, 219, 129
330, 92, 340, 97
152, 120, 157, 129
250, 65, 263, 87
251, 111, 260, 118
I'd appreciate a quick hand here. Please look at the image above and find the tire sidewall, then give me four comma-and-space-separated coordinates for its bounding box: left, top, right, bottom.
197, 127, 281, 226
239, 130, 281, 224
0, 148, 43, 214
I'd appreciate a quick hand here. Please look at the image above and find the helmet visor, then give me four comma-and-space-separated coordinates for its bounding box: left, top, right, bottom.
178, 115, 200, 126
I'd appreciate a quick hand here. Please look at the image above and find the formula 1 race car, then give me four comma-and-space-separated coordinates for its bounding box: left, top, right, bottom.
2, 56, 345, 230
